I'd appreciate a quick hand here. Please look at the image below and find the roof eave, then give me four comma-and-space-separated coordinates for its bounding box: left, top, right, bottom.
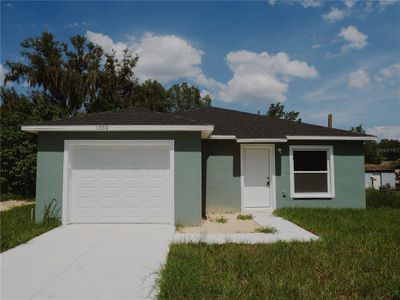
286, 135, 377, 141
21, 124, 214, 138
209, 135, 376, 142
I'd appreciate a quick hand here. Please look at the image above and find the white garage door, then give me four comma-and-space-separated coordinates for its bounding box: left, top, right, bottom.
67, 142, 173, 224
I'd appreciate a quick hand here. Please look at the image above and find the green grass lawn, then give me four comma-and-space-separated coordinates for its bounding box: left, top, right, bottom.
0, 204, 60, 253
157, 208, 400, 299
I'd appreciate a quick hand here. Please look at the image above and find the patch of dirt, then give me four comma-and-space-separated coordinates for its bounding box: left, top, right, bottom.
178, 213, 262, 233
0, 200, 33, 212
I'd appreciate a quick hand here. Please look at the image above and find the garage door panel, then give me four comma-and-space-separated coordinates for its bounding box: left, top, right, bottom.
74, 187, 96, 198
69, 143, 172, 224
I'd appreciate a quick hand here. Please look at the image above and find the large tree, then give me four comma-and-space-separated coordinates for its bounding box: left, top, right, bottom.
4, 32, 140, 116
135, 80, 169, 112
378, 139, 400, 162
349, 124, 384, 164
266, 102, 300, 121
0, 88, 65, 197
167, 83, 211, 113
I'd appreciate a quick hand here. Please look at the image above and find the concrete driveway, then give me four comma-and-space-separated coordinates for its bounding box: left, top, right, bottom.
1, 224, 174, 300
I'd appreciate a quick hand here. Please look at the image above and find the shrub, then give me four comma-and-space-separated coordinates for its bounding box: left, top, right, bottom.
237, 214, 253, 220
366, 188, 400, 208
255, 226, 277, 234
215, 216, 227, 224
42, 199, 61, 224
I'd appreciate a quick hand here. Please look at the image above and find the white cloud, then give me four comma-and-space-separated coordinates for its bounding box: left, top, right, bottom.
344, 0, 356, 8
379, 63, 400, 78
348, 70, 370, 88
338, 26, 368, 51
86, 31, 221, 92
323, 7, 346, 23
0, 64, 5, 86
134, 33, 203, 83
379, 0, 399, 6
269, 0, 322, 7
375, 63, 400, 85
66, 21, 87, 28
220, 73, 288, 104
218, 50, 318, 105
367, 125, 400, 140
86, 31, 318, 106
298, 0, 322, 8
311, 44, 323, 49
86, 31, 129, 61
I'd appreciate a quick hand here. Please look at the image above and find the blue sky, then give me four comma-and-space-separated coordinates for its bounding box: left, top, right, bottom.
1, 1, 399, 139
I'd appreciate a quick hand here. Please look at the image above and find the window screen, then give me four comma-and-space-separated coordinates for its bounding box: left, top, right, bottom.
294, 173, 328, 193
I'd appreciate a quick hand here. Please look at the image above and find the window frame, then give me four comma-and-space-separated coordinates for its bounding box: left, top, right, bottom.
289, 145, 335, 199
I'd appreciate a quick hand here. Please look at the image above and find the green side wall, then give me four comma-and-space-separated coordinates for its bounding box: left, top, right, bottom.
202, 140, 241, 214
275, 141, 366, 208
202, 140, 366, 212
35, 131, 202, 226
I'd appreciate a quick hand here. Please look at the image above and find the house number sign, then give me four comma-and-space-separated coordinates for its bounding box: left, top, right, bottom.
96, 125, 109, 131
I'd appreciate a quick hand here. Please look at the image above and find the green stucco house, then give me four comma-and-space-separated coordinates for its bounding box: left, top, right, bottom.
22, 107, 375, 226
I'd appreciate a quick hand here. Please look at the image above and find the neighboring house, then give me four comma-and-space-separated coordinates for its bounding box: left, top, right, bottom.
22, 107, 375, 226
365, 162, 396, 189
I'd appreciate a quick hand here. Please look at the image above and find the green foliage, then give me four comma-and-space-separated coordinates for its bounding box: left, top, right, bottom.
364, 141, 384, 164
157, 208, 400, 299
378, 139, 400, 161
175, 223, 184, 232
214, 216, 227, 224
0, 204, 60, 252
84, 49, 140, 113
236, 214, 253, 221
5, 32, 105, 116
349, 125, 383, 164
366, 188, 400, 208
349, 124, 365, 134
254, 226, 277, 233
350, 125, 400, 163
136, 80, 169, 112
42, 199, 61, 224
0, 88, 64, 197
266, 102, 300, 121
1, 90, 37, 197
167, 83, 211, 113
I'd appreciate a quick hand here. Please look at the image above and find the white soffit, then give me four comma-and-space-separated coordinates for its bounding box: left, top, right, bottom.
21, 125, 214, 138
286, 135, 377, 141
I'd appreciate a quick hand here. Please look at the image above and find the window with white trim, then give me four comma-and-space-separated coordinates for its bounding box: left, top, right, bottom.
289, 146, 335, 198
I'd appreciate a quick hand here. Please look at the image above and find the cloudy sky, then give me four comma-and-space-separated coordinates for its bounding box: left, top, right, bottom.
1, 1, 399, 139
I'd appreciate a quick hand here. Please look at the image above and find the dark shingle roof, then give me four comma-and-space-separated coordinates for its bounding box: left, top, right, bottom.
26, 108, 211, 126
175, 107, 373, 139
25, 106, 374, 139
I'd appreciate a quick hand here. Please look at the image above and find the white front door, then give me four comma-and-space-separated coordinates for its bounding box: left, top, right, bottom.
242, 145, 272, 209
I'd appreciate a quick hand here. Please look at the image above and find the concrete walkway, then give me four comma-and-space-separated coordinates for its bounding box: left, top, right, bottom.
173, 212, 319, 244
1, 224, 174, 300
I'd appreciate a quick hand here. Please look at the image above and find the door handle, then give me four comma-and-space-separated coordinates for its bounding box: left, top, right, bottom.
266, 177, 270, 187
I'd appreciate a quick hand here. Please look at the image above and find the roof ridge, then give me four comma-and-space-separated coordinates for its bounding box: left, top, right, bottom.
187, 106, 371, 136
151, 109, 207, 124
